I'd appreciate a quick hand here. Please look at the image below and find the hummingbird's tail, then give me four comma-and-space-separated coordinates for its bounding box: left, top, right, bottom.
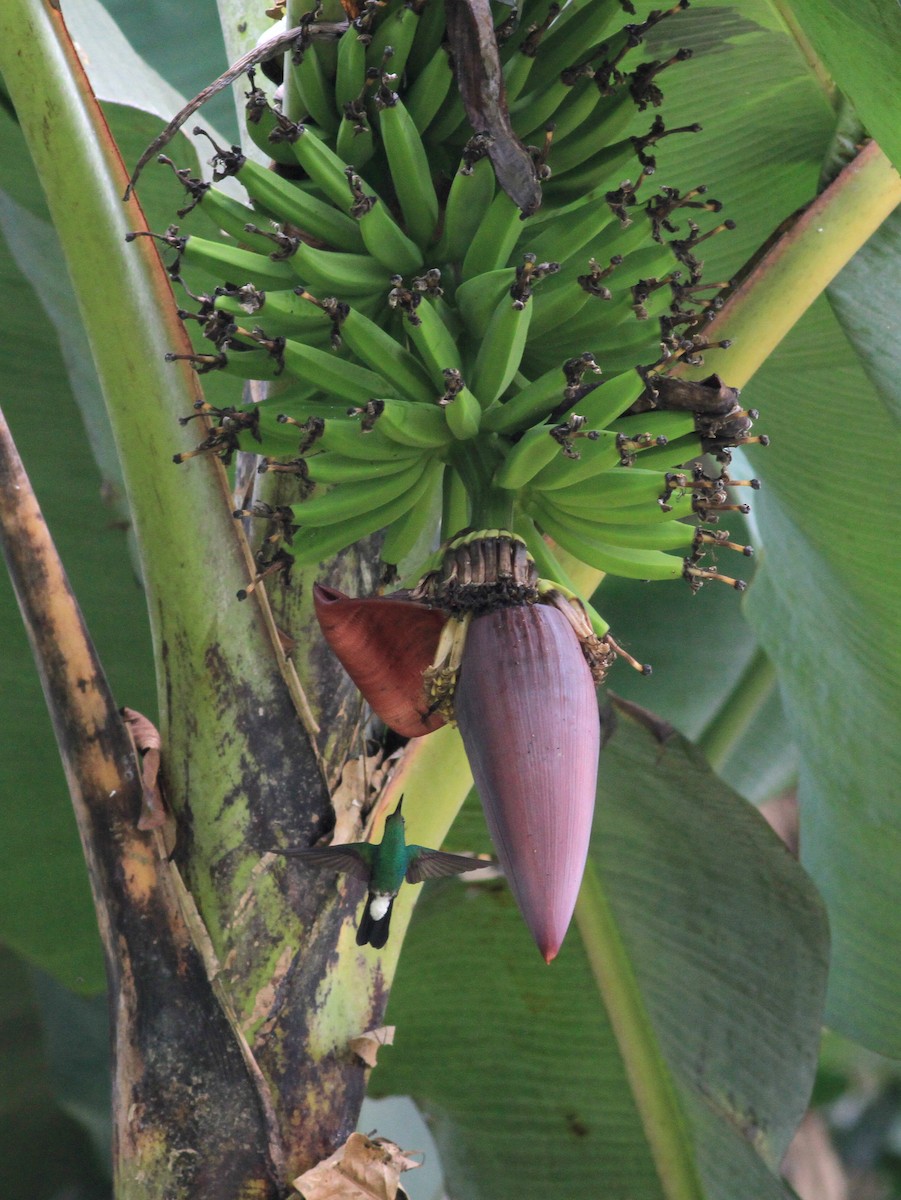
356, 893, 395, 950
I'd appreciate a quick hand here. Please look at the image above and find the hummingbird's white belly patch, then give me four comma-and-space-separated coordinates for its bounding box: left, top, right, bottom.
369, 894, 392, 921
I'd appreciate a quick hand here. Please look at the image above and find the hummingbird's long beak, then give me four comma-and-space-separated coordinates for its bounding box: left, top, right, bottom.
393, 794, 404, 817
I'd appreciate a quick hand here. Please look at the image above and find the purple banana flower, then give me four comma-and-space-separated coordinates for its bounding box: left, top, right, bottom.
454, 605, 600, 962
312, 534, 608, 960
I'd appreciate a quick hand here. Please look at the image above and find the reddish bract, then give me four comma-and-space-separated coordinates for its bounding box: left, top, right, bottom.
313, 584, 446, 739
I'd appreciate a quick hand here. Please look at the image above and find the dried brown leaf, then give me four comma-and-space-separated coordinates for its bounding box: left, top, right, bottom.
292, 1131, 419, 1200
445, 0, 542, 214
349, 1025, 395, 1069
331, 751, 385, 844
122, 706, 168, 830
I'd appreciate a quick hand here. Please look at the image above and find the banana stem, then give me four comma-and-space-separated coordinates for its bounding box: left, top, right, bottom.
676, 139, 901, 389
695, 646, 778, 773
575, 863, 704, 1200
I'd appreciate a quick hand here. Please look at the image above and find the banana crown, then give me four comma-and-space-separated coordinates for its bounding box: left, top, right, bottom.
141, 0, 766, 642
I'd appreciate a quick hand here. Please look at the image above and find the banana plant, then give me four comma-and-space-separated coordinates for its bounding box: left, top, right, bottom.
1, 0, 900, 1197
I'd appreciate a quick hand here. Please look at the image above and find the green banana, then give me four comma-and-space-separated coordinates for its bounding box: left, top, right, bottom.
337, 303, 436, 402
535, 465, 677, 506
280, 338, 390, 403
290, 459, 440, 566
434, 155, 496, 264
529, 497, 686, 581
523, 428, 625, 490
335, 23, 370, 111
469, 293, 533, 407
232, 157, 366, 253
441, 463, 471, 539
379, 459, 444, 566
521, 197, 617, 269
283, 414, 422, 461
443, 384, 482, 440
404, 45, 453, 133
574, 517, 696, 552
377, 95, 440, 249
304, 449, 423, 485
455, 267, 517, 338
461, 191, 524, 281
129, 229, 299, 292
289, 123, 361, 211
336, 110, 377, 172
494, 424, 571, 490
378, 398, 452, 449
290, 458, 427, 527
405, 0, 447, 75
564, 369, 644, 429
243, 82, 302, 166
351, 186, 424, 275
520, 0, 624, 95
290, 241, 390, 296
481, 362, 575, 434
212, 286, 333, 342
294, 40, 339, 133
366, 2, 420, 76
404, 295, 463, 384
548, 90, 640, 177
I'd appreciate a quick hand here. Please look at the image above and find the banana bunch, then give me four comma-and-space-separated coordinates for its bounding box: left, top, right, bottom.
152, 0, 764, 611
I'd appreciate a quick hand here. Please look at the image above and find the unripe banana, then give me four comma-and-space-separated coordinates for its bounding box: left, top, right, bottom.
404, 296, 463, 384
336, 111, 377, 172
234, 157, 366, 253
304, 450, 422, 485
529, 498, 686, 581
290, 458, 426, 527
536, 465, 676, 507
212, 285, 333, 342
366, 3, 420, 76
443, 385, 482, 441
494, 424, 569, 491
461, 191, 524, 281
131, 229, 297, 291
289, 123, 362, 211
290, 415, 424, 461
404, 45, 453, 133
335, 24, 370, 111
435, 155, 496, 264
280, 338, 390, 403
378, 398, 452, 449
290, 459, 439, 566
290, 241, 390, 296
441, 464, 471, 539
377, 95, 440, 249
352, 188, 424, 275
293, 41, 339, 133
455, 267, 516, 338
338, 303, 435, 403
380, 460, 444, 566
469, 293, 533, 407
482, 362, 574, 435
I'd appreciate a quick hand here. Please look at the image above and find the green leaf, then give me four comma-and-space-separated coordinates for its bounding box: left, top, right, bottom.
375, 706, 828, 1199
742, 295, 901, 1054
828, 207, 901, 426
784, 0, 901, 173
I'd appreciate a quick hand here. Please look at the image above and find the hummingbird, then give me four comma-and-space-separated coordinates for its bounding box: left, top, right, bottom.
278, 795, 492, 949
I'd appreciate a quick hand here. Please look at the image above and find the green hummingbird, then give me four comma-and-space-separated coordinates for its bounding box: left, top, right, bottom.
278, 795, 492, 948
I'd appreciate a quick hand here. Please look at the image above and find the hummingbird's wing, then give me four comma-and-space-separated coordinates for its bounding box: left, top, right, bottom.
275, 844, 373, 883
405, 848, 494, 884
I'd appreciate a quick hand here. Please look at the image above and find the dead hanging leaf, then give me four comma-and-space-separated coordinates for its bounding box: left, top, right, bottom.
444, 0, 543, 214
330, 751, 386, 844
122, 707, 168, 831
349, 1025, 395, 1069
292, 1131, 419, 1200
